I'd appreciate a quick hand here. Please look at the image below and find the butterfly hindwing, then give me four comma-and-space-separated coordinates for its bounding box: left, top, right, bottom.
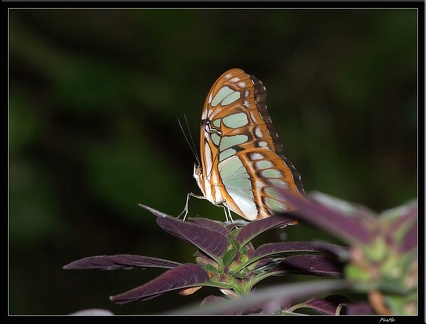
194, 68, 304, 221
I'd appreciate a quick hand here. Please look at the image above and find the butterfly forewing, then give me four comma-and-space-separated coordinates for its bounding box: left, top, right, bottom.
194, 68, 304, 221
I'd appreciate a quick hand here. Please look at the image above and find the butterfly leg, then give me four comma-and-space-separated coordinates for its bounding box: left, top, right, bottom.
177, 193, 191, 221
178, 192, 235, 223
177, 192, 207, 222
222, 204, 234, 224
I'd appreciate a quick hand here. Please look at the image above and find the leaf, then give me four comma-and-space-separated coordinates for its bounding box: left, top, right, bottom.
235, 214, 296, 247
69, 309, 114, 316
382, 199, 417, 229
401, 220, 417, 253
200, 295, 227, 306
140, 204, 229, 259
292, 295, 352, 315
222, 248, 238, 267
168, 280, 350, 315
279, 191, 374, 245
343, 301, 375, 315
139, 203, 175, 218
110, 263, 210, 304
252, 241, 349, 261
189, 217, 230, 236
251, 257, 275, 271
157, 215, 229, 260
63, 254, 181, 270
276, 255, 344, 277
382, 200, 417, 252
201, 295, 263, 315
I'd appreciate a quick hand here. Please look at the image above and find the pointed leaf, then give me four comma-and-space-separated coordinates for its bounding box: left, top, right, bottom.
382, 200, 417, 252
156, 215, 228, 259
276, 255, 344, 277
382, 199, 417, 232
139, 204, 197, 244
201, 295, 263, 315
251, 257, 275, 270
139, 204, 229, 259
225, 219, 249, 231
222, 248, 238, 267
252, 241, 349, 260
63, 254, 181, 270
201, 295, 227, 306
402, 221, 417, 253
344, 301, 375, 315
189, 217, 229, 236
294, 295, 352, 315
139, 203, 173, 218
235, 214, 296, 246
169, 280, 350, 315
70, 309, 114, 316
110, 263, 210, 304
279, 191, 374, 245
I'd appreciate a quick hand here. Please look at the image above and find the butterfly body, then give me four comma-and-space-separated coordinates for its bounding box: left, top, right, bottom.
193, 68, 304, 221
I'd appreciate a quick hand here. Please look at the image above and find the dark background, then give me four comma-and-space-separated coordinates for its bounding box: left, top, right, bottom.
9, 8, 418, 315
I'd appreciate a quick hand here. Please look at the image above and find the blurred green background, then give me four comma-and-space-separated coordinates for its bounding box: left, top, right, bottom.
9, 9, 417, 315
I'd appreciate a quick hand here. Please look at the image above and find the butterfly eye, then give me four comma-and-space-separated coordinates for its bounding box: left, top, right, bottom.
202, 119, 210, 131
203, 119, 218, 135
193, 165, 202, 176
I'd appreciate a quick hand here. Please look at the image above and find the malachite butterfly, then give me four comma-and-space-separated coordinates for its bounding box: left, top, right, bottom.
184, 68, 305, 222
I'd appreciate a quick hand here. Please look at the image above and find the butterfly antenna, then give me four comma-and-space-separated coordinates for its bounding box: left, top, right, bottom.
177, 115, 201, 166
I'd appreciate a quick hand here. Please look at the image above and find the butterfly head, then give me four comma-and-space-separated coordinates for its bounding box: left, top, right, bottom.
193, 163, 202, 182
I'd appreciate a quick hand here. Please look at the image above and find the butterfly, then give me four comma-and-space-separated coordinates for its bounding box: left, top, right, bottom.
182, 68, 304, 222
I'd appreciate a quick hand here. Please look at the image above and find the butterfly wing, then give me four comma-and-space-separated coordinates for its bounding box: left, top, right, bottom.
194, 68, 304, 220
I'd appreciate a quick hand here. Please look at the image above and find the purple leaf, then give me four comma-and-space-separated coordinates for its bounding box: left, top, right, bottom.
189, 217, 229, 236
299, 295, 352, 315
386, 200, 417, 233
110, 263, 210, 304
63, 254, 181, 270
252, 241, 349, 260
279, 191, 374, 245
383, 201, 417, 252
170, 280, 350, 315
235, 214, 296, 246
344, 301, 375, 315
252, 257, 275, 270
69, 309, 114, 316
201, 295, 263, 315
276, 255, 344, 277
226, 221, 247, 231
201, 295, 228, 306
138, 203, 173, 218
139, 204, 229, 259
402, 221, 417, 253
156, 215, 229, 259
202, 295, 265, 315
